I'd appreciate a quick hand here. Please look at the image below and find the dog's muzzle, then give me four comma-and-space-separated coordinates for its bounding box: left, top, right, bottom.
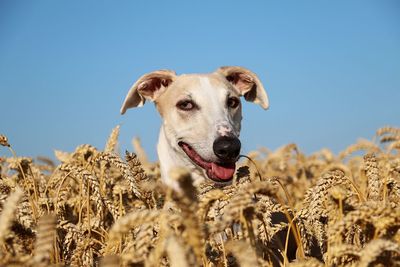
178, 140, 238, 182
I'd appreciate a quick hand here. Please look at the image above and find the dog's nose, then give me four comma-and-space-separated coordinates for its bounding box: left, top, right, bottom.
213, 136, 241, 161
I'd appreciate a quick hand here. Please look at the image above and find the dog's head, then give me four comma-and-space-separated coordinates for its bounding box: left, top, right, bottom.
121, 66, 269, 183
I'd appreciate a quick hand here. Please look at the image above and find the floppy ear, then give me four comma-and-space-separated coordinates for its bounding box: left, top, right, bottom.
216, 66, 269, 109
120, 70, 176, 114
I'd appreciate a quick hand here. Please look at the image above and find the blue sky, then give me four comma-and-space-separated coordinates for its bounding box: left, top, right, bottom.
1, 1, 399, 161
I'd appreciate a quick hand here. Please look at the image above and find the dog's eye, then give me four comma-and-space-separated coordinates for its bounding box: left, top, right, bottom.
227, 97, 240, 109
176, 100, 196, 111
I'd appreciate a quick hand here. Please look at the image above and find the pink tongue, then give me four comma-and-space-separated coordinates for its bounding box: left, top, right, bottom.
210, 162, 236, 180
179, 142, 236, 181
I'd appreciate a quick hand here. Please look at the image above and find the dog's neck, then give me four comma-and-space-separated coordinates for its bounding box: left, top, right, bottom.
157, 125, 205, 190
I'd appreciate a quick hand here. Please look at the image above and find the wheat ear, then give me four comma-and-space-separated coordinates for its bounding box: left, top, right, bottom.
104, 125, 120, 153
32, 213, 57, 265
0, 186, 24, 245
358, 239, 400, 266
363, 154, 382, 201
225, 240, 259, 267
95, 152, 144, 200
169, 167, 205, 266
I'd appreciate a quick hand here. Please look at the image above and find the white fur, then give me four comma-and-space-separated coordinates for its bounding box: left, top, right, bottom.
120, 67, 269, 187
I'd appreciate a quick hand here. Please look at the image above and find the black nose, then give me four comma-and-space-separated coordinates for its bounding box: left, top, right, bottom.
213, 136, 241, 161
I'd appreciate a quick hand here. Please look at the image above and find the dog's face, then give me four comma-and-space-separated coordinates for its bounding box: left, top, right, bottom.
120, 66, 269, 183
156, 73, 244, 182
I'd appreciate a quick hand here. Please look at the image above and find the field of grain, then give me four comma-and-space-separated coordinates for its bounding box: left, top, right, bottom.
0, 126, 399, 267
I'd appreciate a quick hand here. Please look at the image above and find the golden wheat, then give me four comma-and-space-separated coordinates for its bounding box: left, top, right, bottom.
0, 126, 399, 266
32, 213, 57, 266
0, 186, 24, 245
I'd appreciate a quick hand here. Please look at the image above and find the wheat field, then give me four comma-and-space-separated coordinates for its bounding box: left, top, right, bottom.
0, 126, 399, 267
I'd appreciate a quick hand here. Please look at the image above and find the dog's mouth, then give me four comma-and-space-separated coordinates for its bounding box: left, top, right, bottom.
178, 142, 236, 182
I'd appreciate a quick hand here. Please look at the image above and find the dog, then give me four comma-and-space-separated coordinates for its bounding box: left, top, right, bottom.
120, 66, 269, 189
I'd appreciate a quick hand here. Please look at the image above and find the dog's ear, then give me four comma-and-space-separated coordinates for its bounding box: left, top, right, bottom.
216, 66, 269, 109
120, 70, 176, 114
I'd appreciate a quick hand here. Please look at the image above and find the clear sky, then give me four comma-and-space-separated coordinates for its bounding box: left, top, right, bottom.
1, 1, 399, 161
